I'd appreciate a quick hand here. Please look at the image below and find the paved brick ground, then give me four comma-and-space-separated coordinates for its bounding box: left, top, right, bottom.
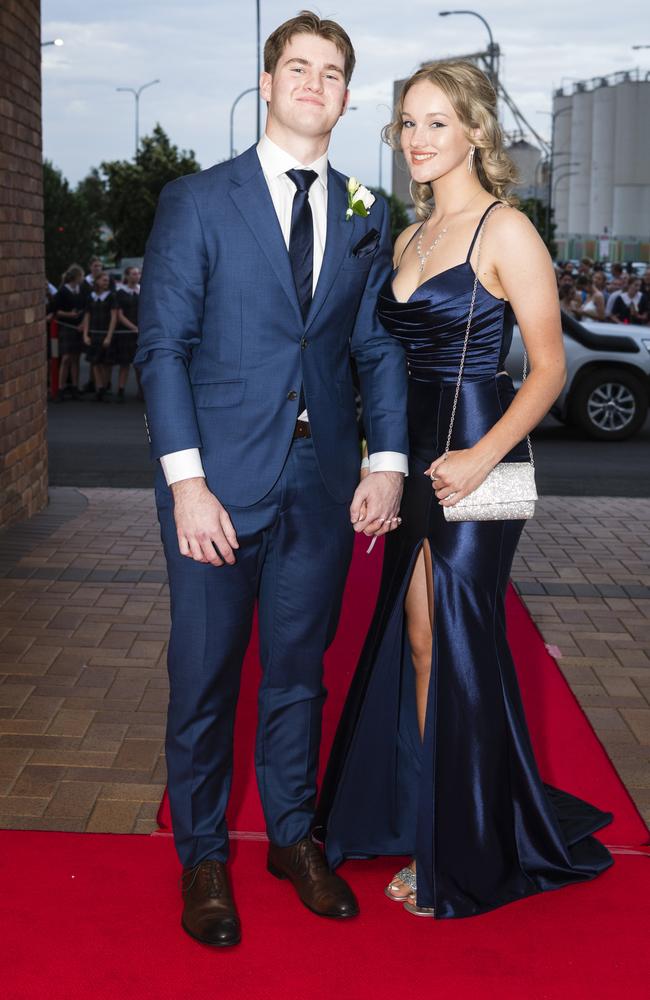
0, 489, 648, 833
513, 497, 650, 826
0, 490, 168, 833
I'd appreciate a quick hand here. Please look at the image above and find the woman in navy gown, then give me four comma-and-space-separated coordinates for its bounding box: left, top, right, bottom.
317, 60, 613, 918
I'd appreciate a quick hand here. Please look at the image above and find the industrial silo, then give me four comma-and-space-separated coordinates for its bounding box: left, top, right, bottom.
589, 80, 615, 236
567, 86, 593, 236
506, 139, 542, 200
612, 76, 650, 240
552, 93, 572, 239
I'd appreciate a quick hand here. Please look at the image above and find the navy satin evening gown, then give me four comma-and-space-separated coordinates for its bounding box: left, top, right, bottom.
317, 202, 613, 918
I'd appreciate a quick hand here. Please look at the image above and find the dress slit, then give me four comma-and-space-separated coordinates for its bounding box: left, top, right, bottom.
316, 536, 427, 861
319, 499, 613, 916
316, 251, 614, 918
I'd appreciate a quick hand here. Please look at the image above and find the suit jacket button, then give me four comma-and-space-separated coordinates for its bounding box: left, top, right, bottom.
300, 336, 307, 349
287, 390, 298, 401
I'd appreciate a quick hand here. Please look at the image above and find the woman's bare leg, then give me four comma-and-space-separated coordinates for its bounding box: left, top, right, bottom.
386, 542, 434, 900
405, 540, 434, 740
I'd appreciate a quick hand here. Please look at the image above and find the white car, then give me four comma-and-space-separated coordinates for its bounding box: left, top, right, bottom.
507, 312, 650, 440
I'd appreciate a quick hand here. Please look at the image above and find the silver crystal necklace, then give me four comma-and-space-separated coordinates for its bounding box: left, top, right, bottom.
415, 191, 483, 274
415, 223, 448, 273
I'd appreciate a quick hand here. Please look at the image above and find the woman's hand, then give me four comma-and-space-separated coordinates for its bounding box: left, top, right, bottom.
424, 448, 494, 508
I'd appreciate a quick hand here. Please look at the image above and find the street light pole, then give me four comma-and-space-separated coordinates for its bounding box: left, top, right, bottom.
116, 79, 160, 158
41, 38, 64, 48
439, 10, 497, 87
230, 87, 260, 158
538, 105, 572, 244
376, 103, 393, 191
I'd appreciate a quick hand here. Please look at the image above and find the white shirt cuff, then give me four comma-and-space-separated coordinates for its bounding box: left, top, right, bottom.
368, 451, 408, 476
159, 448, 206, 486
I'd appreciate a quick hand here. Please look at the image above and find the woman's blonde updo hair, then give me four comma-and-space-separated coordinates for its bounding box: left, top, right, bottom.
383, 60, 518, 219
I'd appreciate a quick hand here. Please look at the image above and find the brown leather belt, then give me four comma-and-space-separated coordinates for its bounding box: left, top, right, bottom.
293, 419, 312, 439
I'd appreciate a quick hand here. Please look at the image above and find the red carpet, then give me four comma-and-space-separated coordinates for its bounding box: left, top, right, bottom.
3, 537, 649, 999
1, 830, 648, 1000
157, 536, 649, 849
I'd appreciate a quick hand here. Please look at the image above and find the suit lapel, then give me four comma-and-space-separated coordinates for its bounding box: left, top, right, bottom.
229, 148, 303, 326
305, 166, 356, 330
229, 152, 357, 330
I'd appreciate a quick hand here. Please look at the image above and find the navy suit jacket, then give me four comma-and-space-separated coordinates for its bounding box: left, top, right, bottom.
135, 145, 408, 507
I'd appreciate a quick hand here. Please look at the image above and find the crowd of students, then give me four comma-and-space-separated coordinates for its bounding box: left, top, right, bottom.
555, 259, 650, 325
46, 257, 142, 402
46, 253, 649, 406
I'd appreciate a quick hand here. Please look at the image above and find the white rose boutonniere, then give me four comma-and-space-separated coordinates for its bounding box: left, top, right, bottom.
346, 177, 376, 221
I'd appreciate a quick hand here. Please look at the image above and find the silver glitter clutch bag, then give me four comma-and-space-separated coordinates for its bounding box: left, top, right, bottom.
443, 461, 537, 522
442, 206, 537, 523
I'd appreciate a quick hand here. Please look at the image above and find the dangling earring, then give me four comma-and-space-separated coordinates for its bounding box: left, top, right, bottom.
409, 178, 417, 203
468, 145, 476, 174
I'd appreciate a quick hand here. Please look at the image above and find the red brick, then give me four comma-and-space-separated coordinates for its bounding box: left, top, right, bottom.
0, 0, 47, 529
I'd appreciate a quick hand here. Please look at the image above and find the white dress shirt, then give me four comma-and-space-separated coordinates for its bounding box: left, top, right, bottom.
159, 134, 408, 485
257, 133, 328, 297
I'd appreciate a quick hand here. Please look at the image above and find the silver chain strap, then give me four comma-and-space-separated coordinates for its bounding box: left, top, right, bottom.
443, 204, 534, 468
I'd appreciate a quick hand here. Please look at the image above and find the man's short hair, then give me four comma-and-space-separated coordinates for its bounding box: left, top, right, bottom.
264, 10, 355, 86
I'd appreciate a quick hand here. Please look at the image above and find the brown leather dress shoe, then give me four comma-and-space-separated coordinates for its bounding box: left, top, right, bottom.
180, 860, 241, 946
267, 837, 359, 919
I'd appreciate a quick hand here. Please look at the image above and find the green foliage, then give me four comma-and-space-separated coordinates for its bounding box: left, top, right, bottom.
97, 124, 200, 259
75, 168, 106, 225
518, 197, 557, 258
45, 133, 413, 282
43, 124, 198, 280
43, 160, 102, 284
375, 187, 412, 245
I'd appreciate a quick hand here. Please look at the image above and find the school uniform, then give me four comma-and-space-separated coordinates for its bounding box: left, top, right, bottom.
85, 290, 116, 365
54, 284, 85, 355
114, 286, 140, 365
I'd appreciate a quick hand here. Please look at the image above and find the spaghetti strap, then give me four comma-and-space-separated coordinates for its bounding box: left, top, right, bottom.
465, 200, 502, 262
396, 222, 425, 267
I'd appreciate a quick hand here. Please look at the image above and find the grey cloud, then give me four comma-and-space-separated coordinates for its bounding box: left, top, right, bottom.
42, 0, 645, 187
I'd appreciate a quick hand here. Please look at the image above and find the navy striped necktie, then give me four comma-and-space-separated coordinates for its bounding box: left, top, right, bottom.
286, 168, 318, 320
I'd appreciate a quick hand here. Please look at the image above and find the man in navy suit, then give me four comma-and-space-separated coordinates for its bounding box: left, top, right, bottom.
136, 11, 407, 946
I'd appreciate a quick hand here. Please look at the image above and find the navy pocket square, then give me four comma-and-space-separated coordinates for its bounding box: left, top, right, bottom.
351, 228, 380, 258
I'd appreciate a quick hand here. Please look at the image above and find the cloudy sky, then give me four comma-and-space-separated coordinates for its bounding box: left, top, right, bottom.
42, 0, 647, 189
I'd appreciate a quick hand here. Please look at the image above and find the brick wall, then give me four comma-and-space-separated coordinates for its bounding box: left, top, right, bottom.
0, 0, 48, 528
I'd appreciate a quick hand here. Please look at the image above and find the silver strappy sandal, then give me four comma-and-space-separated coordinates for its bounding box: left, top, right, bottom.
384, 865, 417, 902
403, 898, 435, 917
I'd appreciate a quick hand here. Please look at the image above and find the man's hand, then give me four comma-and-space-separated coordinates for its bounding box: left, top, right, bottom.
171, 478, 239, 566
349, 471, 403, 537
